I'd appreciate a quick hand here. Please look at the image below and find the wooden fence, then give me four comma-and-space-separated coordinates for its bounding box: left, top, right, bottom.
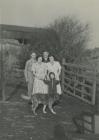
62, 59, 97, 105
0, 57, 97, 104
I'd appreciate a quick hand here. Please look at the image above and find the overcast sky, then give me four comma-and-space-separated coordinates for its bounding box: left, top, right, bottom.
0, 0, 99, 49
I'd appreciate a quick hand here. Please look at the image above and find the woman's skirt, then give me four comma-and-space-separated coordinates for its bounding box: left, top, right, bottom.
32, 78, 48, 94
57, 84, 62, 95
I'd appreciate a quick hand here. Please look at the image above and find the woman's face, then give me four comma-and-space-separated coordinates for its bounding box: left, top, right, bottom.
38, 57, 42, 63
49, 56, 54, 63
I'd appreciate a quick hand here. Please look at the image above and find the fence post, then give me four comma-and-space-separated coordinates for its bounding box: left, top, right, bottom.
62, 58, 65, 93
95, 79, 99, 114
92, 78, 96, 105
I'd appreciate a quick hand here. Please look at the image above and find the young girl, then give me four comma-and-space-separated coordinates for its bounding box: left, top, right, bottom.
41, 72, 61, 114
44, 72, 61, 98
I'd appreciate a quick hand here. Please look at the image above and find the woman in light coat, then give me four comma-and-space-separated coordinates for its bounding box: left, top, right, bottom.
32, 56, 48, 94
47, 56, 62, 95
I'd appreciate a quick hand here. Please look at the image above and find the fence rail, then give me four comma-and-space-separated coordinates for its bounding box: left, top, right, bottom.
62, 59, 96, 105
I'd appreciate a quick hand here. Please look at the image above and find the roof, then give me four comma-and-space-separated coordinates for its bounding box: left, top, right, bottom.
0, 24, 56, 39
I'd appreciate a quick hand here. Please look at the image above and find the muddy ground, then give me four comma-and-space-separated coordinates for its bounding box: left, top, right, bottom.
0, 87, 94, 140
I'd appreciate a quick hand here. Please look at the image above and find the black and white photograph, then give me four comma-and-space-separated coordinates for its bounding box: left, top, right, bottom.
0, 0, 99, 140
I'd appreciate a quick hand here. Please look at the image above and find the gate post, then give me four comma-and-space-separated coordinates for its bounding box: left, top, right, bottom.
94, 66, 99, 114
92, 68, 99, 134
95, 82, 99, 114
62, 58, 65, 93
92, 72, 96, 105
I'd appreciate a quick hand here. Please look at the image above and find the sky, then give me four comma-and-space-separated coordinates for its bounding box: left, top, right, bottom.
0, 0, 99, 49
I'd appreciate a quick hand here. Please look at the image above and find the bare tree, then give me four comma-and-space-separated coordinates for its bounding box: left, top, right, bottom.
49, 16, 90, 62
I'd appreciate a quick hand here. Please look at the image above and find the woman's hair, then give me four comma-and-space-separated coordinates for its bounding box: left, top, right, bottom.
49, 55, 54, 58
49, 72, 55, 79
49, 55, 57, 61
37, 55, 42, 60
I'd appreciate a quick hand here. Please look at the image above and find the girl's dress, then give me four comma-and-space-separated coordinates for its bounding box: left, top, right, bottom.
44, 79, 60, 94
32, 62, 48, 94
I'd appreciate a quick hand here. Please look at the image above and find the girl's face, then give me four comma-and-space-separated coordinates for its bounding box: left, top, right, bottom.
49, 56, 54, 63
38, 57, 42, 63
50, 74, 55, 79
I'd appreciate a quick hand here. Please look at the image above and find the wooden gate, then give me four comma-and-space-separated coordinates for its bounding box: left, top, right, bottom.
62, 59, 97, 105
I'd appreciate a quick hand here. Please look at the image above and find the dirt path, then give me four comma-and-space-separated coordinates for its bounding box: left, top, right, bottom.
0, 94, 93, 140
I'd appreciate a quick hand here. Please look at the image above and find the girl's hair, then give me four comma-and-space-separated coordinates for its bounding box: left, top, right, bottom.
49, 72, 55, 79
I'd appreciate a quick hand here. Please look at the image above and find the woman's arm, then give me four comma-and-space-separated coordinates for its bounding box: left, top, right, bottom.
43, 79, 50, 84
31, 64, 37, 77
55, 80, 60, 85
57, 62, 62, 75
24, 61, 29, 82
